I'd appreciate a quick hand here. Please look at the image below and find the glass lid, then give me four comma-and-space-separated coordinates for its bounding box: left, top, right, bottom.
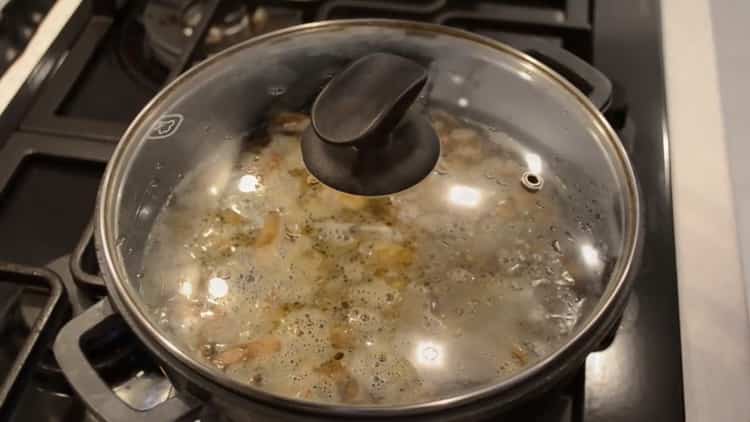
106, 21, 636, 408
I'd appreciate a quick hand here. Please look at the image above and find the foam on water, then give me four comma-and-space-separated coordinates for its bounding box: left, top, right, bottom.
140, 111, 594, 406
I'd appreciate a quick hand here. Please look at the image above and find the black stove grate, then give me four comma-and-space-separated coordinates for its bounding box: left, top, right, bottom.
20, 0, 595, 144
0, 262, 66, 420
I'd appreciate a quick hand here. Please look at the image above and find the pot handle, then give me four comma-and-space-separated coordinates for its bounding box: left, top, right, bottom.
53, 300, 201, 422
523, 45, 613, 112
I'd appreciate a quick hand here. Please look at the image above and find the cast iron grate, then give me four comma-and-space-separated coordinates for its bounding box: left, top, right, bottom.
0, 262, 66, 420
21, 0, 594, 143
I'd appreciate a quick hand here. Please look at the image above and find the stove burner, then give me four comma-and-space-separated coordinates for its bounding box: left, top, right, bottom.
142, 0, 303, 70
203, 0, 251, 49
143, 0, 249, 69
117, 10, 170, 89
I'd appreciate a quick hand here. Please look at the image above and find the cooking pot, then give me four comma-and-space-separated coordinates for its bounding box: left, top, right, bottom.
54, 20, 641, 421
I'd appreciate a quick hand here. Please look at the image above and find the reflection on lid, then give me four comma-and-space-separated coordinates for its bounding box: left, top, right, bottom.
580, 243, 600, 268
415, 340, 444, 367
525, 152, 543, 174
517, 70, 533, 81
448, 185, 481, 208
238, 174, 261, 193
208, 277, 229, 299
457, 97, 469, 108
178, 280, 193, 298
136, 204, 152, 220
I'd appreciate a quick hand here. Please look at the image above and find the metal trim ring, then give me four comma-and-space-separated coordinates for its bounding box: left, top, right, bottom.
96, 19, 642, 417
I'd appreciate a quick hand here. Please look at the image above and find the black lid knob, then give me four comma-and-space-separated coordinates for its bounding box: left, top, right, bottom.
301, 53, 440, 196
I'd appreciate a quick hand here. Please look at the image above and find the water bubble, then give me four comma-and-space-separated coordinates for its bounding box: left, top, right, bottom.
116, 235, 127, 247
135, 272, 143, 279
155, 161, 163, 170
267, 85, 286, 96
136, 204, 151, 219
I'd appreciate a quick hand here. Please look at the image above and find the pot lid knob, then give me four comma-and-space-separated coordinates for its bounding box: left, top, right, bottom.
301, 53, 440, 196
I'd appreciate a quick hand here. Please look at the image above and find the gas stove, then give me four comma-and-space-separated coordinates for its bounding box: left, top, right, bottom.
0, 1, 684, 421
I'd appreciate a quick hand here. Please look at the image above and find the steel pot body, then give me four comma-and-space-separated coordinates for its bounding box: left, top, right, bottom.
54, 20, 641, 421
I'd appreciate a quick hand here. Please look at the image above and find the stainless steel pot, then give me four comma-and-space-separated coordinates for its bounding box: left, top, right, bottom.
54, 20, 641, 421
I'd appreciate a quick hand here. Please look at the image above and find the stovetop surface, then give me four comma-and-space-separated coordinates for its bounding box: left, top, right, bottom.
0, 1, 684, 421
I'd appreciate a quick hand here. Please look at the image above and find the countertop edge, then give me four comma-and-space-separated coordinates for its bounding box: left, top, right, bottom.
661, 0, 750, 421
0, 0, 83, 114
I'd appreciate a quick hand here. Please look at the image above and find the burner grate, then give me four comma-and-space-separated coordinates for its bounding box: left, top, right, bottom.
0, 262, 65, 420
0, 133, 110, 266
21, 0, 594, 143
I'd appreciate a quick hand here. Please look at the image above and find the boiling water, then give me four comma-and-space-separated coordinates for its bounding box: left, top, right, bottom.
140, 111, 591, 406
